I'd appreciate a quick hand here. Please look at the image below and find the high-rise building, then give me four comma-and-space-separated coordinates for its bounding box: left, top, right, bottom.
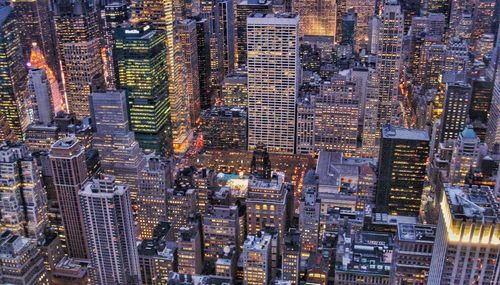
221, 73, 247, 107
12, 0, 59, 80
235, 0, 272, 68
216, 0, 235, 74
178, 19, 201, 126
194, 17, 213, 110
247, 13, 299, 154
201, 106, 247, 150
137, 155, 172, 239
440, 81, 471, 142
376, 125, 429, 216
165, 188, 197, 238
49, 136, 88, 258
0, 5, 29, 140
444, 37, 469, 74
360, 67, 380, 158
282, 229, 300, 285
177, 226, 203, 275
391, 223, 436, 285
27, 69, 55, 125
313, 77, 359, 155
80, 175, 141, 285
428, 185, 500, 285
298, 180, 320, 256
376, 0, 404, 126
292, 0, 336, 38
486, 47, 500, 148
103, 2, 128, 89
90, 90, 146, 198
113, 26, 171, 154
53, 0, 104, 119
0, 142, 48, 240
0, 230, 49, 284
345, 0, 376, 51
202, 205, 241, 261
449, 126, 482, 184
242, 232, 272, 285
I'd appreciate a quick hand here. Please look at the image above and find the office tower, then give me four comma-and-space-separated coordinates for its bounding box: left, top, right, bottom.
295, 96, 315, 154
222, 73, 247, 107
470, 78, 493, 124
242, 232, 272, 285
486, 50, 500, 148
177, 226, 203, 275
292, 0, 336, 38
282, 229, 300, 285
195, 18, 213, 110
29, 43, 64, 115
475, 33, 495, 59
235, 0, 271, 68
0, 142, 48, 240
449, 126, 481, 184
299, 182, 320, 256
53, 0, 104, 119
90, 90, 146, 198
313, 77, 359, 156
80, 175, 141, 285
0, 230, 49, 284
201, 106, 247, 150
250, 144, 272, 179
444, 37, 469, 74
392, 223, 436, 285
400, 0, 420, 34
165, 188, 197, 238
426, 0, 450, 19
0, 5, 28, 140
0, 113, 17, 143
179, 19, 201, 126
246, 172, 289, 244
203, 205, 241, 261
216, 0, 235, 74
137, 156, 171, 239
428, 185, 500, 285
367, 15, 380, 53
340, 10, 356, 47
360, 67, 380, 158
247, 13, 299, 153
376, 0, 404, 126
440, 81, 472, 142
27, 69, 55, 125
12, 0, 59, 80
114, 26, 171, 154
103, 2, 128, 89
345, 0, 376, 52
471, 0, 496, 41
49, 136, 88, 258
376, 125, 429, 216
138, 223, 176, 285
422, 44, 446, 90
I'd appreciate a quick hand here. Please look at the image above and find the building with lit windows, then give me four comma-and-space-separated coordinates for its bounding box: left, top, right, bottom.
27, 69, 55, 126
345, 0, 375, 51
235, 0, 272, 68
80, 175, 141, 285
440, 81, 471, 142
53, 0, 104, 119
449, 126, 482, 185
137, 156, 172, 240
281, 229, 300, 285
114, 26, 171, 154
202, 205, 242, 262
0, 5, 28, 139
222, 73, 247, 108
292, 0, 336, 38
376, 125, 430, 216
165, 188, 197, 239
177, 226, 203, 275
0, 142, 48, 240
376, 0, 404, 126
313, 77, 359, 156
428, 185, 500, 285
49, 136, 88, 259
298, 175, 320, 256
242, 232, 272, 285
0, 230, 49, 284
201, 107, 247, 150
247, 13, 299, 154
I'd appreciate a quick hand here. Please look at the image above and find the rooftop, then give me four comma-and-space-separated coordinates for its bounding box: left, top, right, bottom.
397, 223, 436, 243
381, 125, 429, 141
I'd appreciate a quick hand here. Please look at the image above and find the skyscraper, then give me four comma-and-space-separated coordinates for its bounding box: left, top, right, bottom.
49, 136, 88, 258
53, 0, 104, 119
235, 0, 272, 68
27, 69, 55, 125
449, 126, 481, 185
0, 5, 29, 140
177, 226, 203, 275
376, 0, 404, 125
242, 232, 272, 285
298, 181, 320, 256
113, 26, 171, 154
428, 185, 500, 285
376, 125, 429, 216
292, 0, 337, 38
90, 90, 146, 198
216, 0, 235, 74
80, 175, 141, 284
202, 205, 241, 261
486, 45, 500, 148
440, 81, 471, 142
247, 13, 299, 154
0, 142, 48, 240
